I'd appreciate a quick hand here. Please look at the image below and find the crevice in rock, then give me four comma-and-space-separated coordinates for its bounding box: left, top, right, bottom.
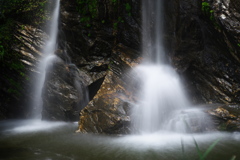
88, 76, 105, 101
89, 64, 108, 72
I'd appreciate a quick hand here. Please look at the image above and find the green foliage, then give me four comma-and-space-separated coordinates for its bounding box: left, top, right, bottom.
0, 0, 49, 98
201, 1, 221, 30
113, 22, 118, 30
5, 76, 22, 96
10, 61, 24, 70
181, 137, 221, 160
202, 2, 214, 21
76, 0, 98, 27
202, 2, 210, 12
0, 19, 15, 61
181, 120, 222, 160
237, 43, 240, 47
125, 3, 131, 16
113, 17, 124, 30
125, 3, 131, 12
112, 0, 117, 4
0, 0, 49, 63
0, 0, 48, 26
193, 138, 220, 160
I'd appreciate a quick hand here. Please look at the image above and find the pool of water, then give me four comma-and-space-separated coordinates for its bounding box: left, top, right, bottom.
0, 120, 239, 160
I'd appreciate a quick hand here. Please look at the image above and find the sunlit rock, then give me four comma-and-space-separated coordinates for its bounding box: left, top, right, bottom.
208, 104, 240, 131
78, 50, 140, 134
78, 71, 132, 134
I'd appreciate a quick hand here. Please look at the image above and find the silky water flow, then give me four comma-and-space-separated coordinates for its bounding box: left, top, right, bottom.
31, 0, 88, 119
132, 0, 212, 134
31, 0, 60, 119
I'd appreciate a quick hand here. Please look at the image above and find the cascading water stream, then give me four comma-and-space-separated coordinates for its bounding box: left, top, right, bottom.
31, 0, 60, 119
133, 0, 210, 134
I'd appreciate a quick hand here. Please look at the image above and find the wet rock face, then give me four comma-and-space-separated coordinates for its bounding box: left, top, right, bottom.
167, 0, 240, 104
41, 51, 89, 121
77, 47, 140, 134
0, 22, 48, 119
55, 0, 141, 126
208, 104, 240, 131
78, 71, 132, 134
214, 0, 240, 47
41, 0, 141, 124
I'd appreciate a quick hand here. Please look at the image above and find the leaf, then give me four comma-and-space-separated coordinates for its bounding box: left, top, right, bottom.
193, 137, 203, 159
230, 155, 236, 160
181, 138, 186, 160
201, 138, 221, 160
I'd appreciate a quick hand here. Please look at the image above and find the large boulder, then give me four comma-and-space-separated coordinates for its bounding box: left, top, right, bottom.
77, 45, 141, 134
41, 53, 89, 121
77, 70, 132, 134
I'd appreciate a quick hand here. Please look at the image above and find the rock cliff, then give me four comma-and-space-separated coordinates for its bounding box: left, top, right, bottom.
1, 0, 240, 133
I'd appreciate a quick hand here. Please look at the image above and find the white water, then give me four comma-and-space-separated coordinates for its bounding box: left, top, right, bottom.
141, 0, 165, 64
1, 120, 240, 160
31, 0, 60, 118
3, 120, 67, 133
133, 0, 209, 133
133, 65, 190, 133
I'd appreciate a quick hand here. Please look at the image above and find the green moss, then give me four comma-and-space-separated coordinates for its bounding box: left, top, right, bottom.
201, 2, 221, 30
202, 2, 214, 20
202, 2, 210, 12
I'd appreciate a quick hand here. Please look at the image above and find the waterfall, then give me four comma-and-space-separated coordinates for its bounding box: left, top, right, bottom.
141, 0, 165, 64
31, 0, 60, 119
132, 0, 210, 134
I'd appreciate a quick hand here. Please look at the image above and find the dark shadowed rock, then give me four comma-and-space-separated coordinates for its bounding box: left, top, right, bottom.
0, 22, 48, 119
165, 0, 240, 105
42, 54, 89, 121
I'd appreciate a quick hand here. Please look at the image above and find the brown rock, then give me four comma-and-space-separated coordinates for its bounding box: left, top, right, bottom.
207, 104, 240, 131
78, 71, 132, 134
